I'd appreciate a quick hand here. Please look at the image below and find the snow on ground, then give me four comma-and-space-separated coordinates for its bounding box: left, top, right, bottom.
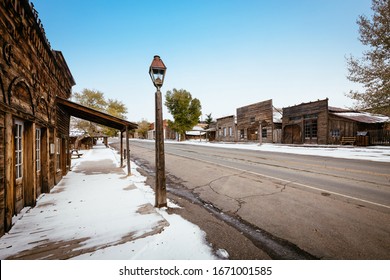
0, 143, 217, 260
162, 140, 390, 162
1, 140, 388, 260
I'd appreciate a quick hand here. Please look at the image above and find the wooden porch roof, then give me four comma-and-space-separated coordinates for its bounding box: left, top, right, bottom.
56, 97, 138, 131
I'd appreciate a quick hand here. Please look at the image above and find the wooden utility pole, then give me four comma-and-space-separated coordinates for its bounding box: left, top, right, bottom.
155, 88, 167, 207
149, 55, 167, 208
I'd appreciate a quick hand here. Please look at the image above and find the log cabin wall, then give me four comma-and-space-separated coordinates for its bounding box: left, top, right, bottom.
216, 115, 236, 142
0, 0, 75, 235
236, 99, 275, 142
0, 112, 5, 235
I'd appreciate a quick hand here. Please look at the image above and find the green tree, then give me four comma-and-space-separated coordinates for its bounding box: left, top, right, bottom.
165, 88, 202, 141
106, 98, 128, 118
346, 0, 390, 116
136, 119, 151, 139
204, 113, 214, 129
71, 89, 129, 137
102, 99, 128, 136
73, 89, 107, 111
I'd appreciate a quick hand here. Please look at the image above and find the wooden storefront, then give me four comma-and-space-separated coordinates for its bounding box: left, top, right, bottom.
236, 99, 281, 143
282, 99, 329, 144
0, 0, 76, 235
0, 1, 138, 237
282, 99, 389, 145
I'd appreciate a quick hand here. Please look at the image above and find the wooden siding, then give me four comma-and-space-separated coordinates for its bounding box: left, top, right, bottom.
236, 99, 275, 142
0, 113, 4, 234
328, 115, 356, 144
56, 105, 70, 137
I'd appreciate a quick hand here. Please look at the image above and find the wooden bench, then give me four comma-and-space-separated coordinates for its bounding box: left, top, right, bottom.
71, 149, 83, 158
340, 136, 356, 145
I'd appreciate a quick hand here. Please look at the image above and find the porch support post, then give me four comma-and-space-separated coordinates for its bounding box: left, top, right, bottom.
126, 126, 131, 176
259, 122, 262, 145
120, 130, 123, 168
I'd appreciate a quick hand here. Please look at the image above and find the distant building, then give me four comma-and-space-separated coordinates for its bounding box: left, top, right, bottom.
148, 120, 176, 140
216, 115, 236, 142
186, 123, 207, 141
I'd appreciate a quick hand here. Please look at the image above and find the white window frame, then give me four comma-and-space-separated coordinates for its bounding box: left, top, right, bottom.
36, 128, 41, 172
56, 137, 61, 171
15, 120, 23, 179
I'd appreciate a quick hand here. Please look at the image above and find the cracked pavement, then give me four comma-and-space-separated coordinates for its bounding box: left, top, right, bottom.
121, 140, 390, 259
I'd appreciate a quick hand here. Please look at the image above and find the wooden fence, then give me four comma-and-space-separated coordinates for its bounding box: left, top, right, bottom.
368, 130, 390, 145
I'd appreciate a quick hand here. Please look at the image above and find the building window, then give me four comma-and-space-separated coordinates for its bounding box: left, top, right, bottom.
250, 117, 255, 124
289, 116, 301, 121
56, 138, 61, 170
240, 129, 244, 139
15, 121, 23, 179
223, 127, 227, 137
262, 128, 267, 138
304, 114, 318, 119
331, 129, 340, 137
304, 119, 318, 139
229, 127, 232, 137
36, 128, 41, 172
304, 114, 318, 139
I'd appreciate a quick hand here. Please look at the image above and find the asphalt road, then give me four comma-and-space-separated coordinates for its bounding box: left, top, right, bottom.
120, 140, 390, 259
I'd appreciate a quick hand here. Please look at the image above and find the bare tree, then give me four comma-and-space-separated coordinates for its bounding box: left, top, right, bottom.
346, 0, 390, 115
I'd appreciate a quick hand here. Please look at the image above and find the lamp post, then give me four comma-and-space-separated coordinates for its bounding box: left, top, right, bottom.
149, 55, 167, 208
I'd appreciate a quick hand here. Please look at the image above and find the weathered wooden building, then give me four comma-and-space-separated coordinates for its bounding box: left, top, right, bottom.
216, 115, 236, 142
0, 0, 137, 236
236, 99, 282, 143
0, 0, 76, 235
282, 99, 389, 145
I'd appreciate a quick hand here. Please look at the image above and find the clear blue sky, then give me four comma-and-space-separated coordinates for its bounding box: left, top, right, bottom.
33, 0, 372, 122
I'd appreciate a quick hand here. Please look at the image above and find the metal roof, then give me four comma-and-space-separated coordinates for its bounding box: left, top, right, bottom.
331, 112, 390, 124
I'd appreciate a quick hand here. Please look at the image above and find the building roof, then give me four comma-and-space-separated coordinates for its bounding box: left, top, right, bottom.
186, 125, 206, 135
216, 115, 235, 121
57, 97, 138, 131
331, 111, 390, 124
328, 106, 351, 113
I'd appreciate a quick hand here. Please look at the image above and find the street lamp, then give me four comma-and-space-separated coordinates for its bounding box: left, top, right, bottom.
149, 55, 167, 208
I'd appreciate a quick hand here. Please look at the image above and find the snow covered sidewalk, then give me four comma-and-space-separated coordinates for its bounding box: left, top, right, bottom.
0, 143, 217, 260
